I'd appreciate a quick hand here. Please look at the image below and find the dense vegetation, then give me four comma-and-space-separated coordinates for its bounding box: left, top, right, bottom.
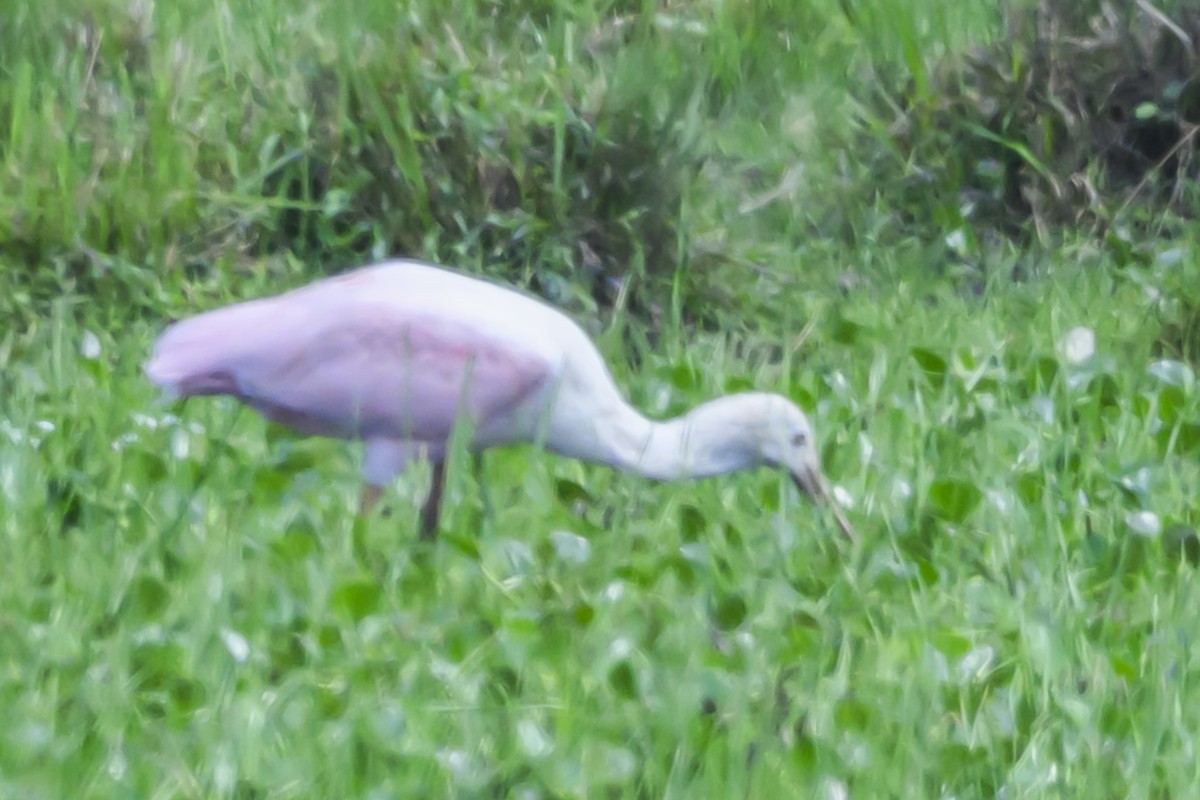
3, 0, 1200, 796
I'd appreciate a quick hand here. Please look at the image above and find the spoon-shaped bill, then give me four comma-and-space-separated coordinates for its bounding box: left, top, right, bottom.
791, 464, 857, 543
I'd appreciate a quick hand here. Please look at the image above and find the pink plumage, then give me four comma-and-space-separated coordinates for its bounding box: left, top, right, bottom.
148, 264, 555, 440
147, 259, 854, 542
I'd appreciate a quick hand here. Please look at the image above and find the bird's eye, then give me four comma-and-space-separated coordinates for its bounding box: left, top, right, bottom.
791, 432, 807, 447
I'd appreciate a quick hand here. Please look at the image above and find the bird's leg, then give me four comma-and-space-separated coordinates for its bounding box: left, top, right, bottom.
359, 484, 383, 516
419, 459, 447, 541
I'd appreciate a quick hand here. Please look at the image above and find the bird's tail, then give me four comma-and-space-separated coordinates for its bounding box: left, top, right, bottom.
144, 302, 266, 397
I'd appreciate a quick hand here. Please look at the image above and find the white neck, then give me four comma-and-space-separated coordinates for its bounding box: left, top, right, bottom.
551, 396, 763, 481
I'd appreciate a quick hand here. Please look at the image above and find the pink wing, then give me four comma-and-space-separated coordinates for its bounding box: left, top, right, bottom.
147, 294, 553, 442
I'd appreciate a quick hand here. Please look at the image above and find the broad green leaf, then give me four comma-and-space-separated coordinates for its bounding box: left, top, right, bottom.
271, 518, 319, 562
607, 661, 638, 699
1158, 421, 1200, 457
670, 362, 701, 392
712, 593, 748, 630
1164, 525, 1200, 566
554, 478, 592, 505
120, 575, 170, 622
330, 578, 381, 620
1158, 386, 1186, 424
678, 504, 706, 541
911, 347, 947, 380
928, 478, 982, 523
831, 314, 865, 345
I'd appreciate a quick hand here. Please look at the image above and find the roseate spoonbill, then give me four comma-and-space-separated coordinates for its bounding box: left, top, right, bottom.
146, 259, 855, 542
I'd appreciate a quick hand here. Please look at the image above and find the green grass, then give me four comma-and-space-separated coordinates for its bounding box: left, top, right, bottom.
6, 246, 1200, 797
5, 0, 1200, 797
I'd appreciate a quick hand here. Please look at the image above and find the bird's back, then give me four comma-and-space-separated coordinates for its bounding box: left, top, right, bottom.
320, 260, 579, 363
146, 260, 610, 445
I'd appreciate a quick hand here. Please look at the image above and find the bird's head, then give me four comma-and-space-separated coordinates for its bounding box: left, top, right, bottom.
752, 393, 856, 543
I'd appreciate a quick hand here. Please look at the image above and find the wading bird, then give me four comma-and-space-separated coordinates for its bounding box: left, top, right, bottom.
146, 260, 855, 542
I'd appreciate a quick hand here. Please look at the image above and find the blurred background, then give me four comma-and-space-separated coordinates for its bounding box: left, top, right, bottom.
3, 0, 1200, 797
